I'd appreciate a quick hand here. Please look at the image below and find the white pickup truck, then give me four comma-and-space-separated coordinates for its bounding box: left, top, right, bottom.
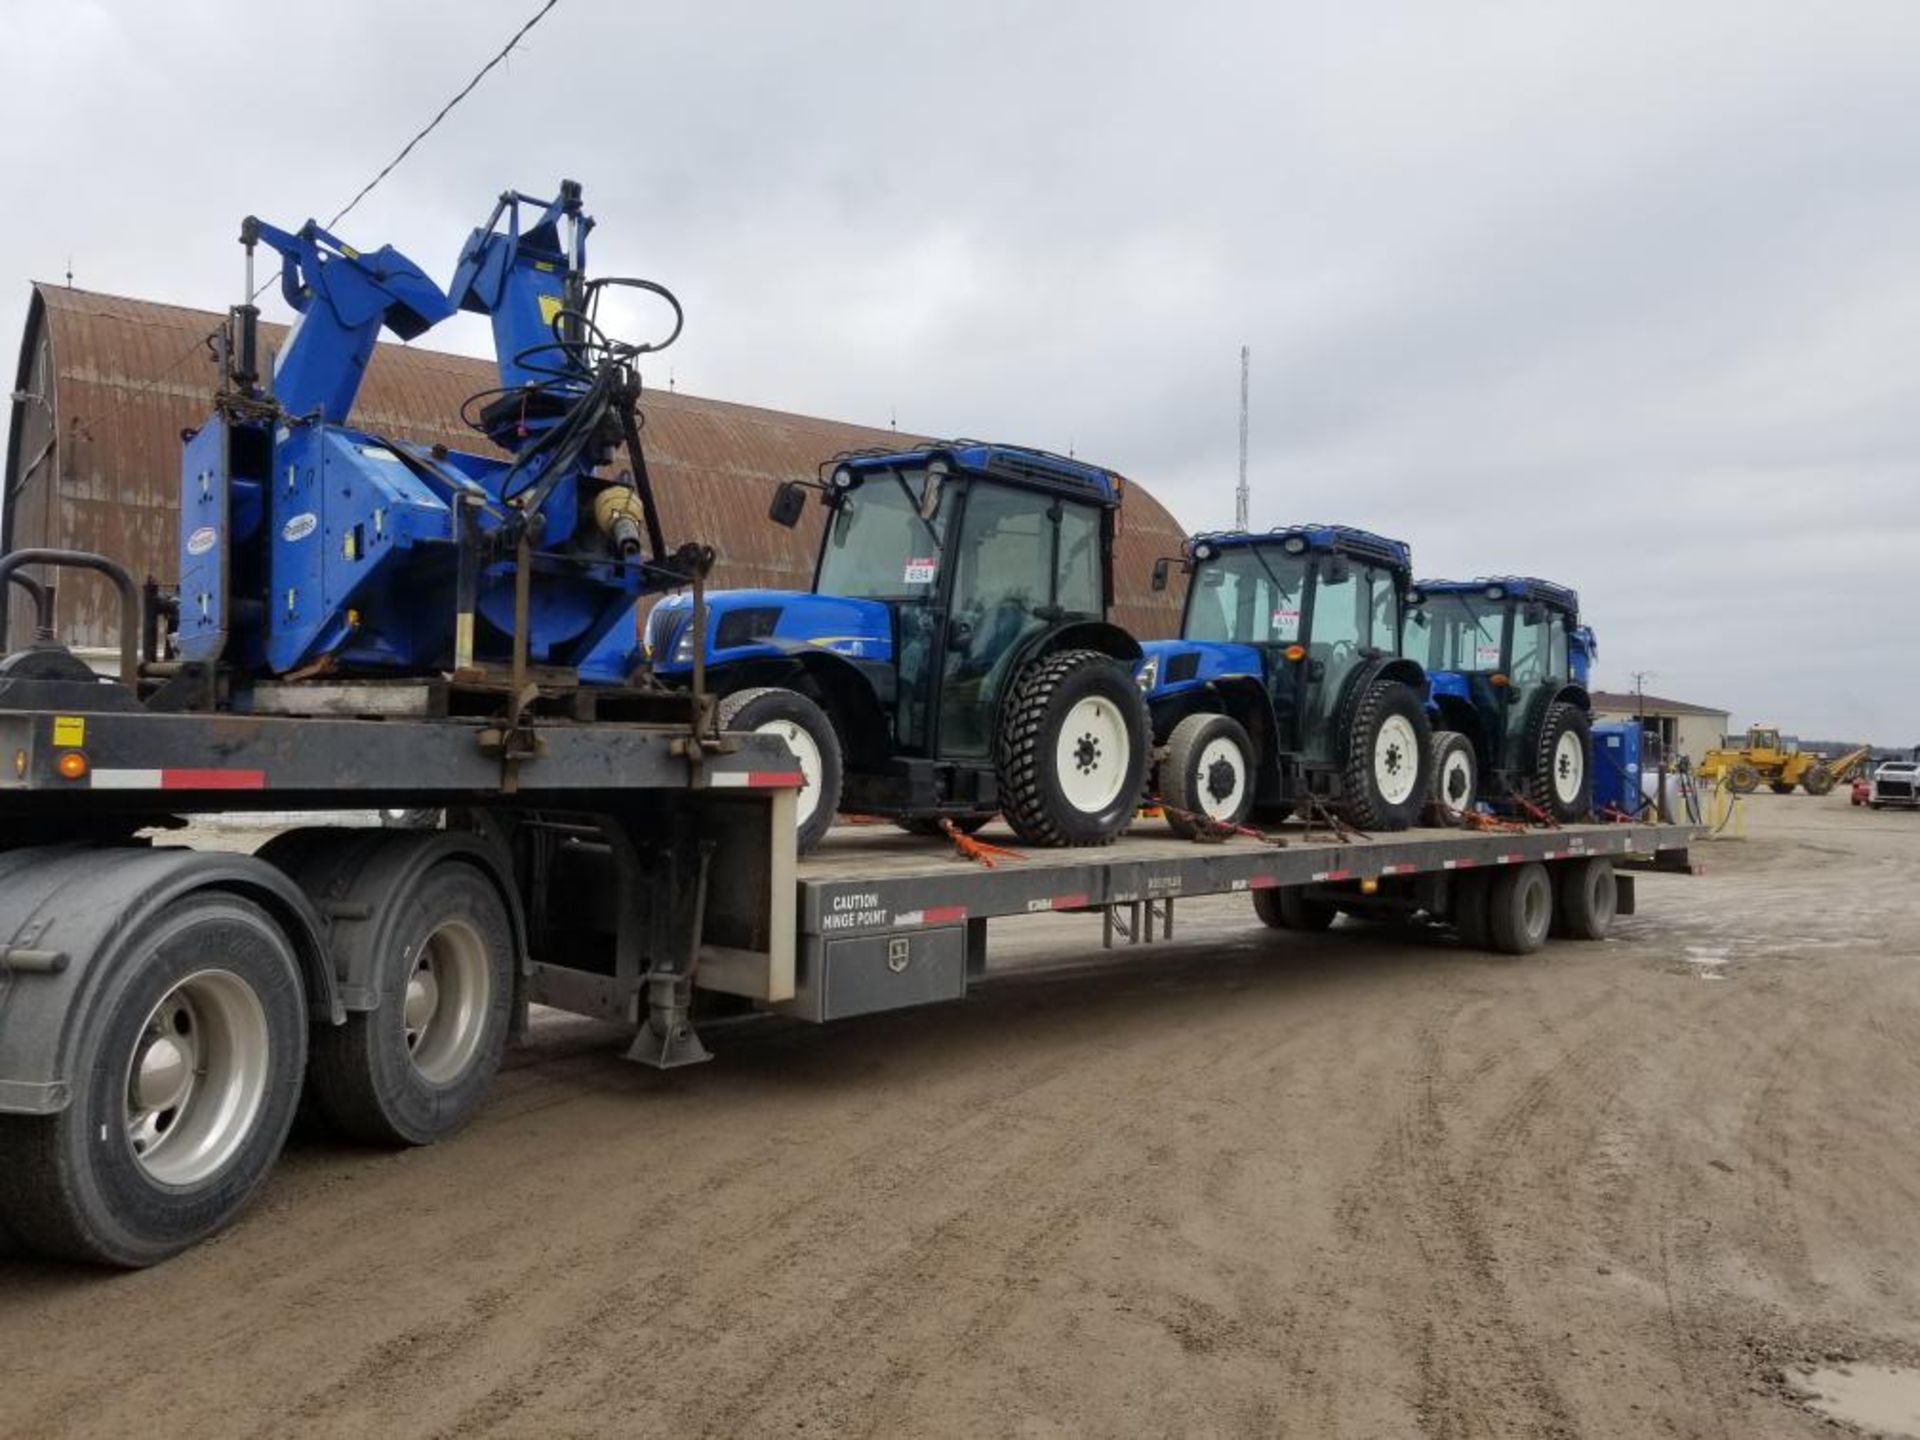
1869, 760, 1920, 809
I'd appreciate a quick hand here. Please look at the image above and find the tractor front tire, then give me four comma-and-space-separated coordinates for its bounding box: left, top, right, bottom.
1337, 680, 1432, 831
1161, 712, 1256, 838
1526, 701, 1594, 823
1424, 730, 1479, 827
998, 650, 1150, 847
1725, 762, 1761, 794
716, 686, 844, 854
1800, 765, 1836, 796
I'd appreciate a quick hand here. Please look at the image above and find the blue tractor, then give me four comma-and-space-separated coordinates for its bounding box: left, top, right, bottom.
1136, 526, 1434, 834
646, 444, 1150, 850
172, 182, 697, 695
1400, 577, 1595, 823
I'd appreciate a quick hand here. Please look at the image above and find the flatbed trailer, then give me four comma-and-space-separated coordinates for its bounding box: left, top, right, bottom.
0, 693, 1695, 1266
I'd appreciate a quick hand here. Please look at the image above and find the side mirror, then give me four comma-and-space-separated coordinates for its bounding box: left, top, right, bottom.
1150, 558, 1170, 592
768, 481, 808, 529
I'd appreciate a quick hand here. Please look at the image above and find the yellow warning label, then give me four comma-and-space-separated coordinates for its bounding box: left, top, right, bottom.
538, 293, 565, 327
52, 716, 84, 746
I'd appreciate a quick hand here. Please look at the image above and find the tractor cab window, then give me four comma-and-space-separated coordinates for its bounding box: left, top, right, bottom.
1405, 593, 1503, 672
1183, 548, 1307, 645
1548, 615, 1569, 680
1365, 569, 1399, 651
815, 468, 949, 600
1297, 558, 1389, 764
1508, 604, 1553, 688
937, 485, 1103, 756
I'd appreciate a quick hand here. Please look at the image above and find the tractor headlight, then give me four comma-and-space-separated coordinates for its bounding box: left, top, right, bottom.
672, 625, 696, 664
1282, 535, 1307, 554
1136, 655, 1159, 692
831, 466, 855, 490
1193, 543, 1215, 562
1484, 584, 1504, 601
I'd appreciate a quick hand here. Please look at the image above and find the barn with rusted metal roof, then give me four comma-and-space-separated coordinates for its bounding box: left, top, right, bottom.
3, 284, 1187, 655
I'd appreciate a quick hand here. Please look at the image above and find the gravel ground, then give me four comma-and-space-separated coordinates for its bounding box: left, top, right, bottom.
2, 795, 1917, 1438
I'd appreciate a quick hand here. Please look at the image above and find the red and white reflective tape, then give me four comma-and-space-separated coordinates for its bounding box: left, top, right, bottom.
1246, 875, 1281, 890
708, 770, 805, 789
1497, 852, 1525, 865
1442, 858, 1476, 869
91, 768, 267, 791
1310, 868, 1352, 883
1380, 863, 1417, 876
893, 904, 967, 928
1027, 892, 1090, 913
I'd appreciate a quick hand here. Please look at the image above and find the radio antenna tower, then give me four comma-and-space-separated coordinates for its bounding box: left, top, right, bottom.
1235, 345, 1250, 530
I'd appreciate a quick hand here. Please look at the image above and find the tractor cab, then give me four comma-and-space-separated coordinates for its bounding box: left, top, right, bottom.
647, 443, 1147, 850
1137, 526, 1434, 832
1403, 577, 1593, 821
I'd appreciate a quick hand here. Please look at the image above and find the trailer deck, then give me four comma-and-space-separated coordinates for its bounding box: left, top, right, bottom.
778, 817, 1694, 1021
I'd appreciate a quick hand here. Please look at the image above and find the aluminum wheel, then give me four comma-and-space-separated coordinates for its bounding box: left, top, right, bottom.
1374, 713, 1420, 807
1056, 694, 1131, 814
757, 718, 823, 826
124, 969, 272, 1187
1552, 728, 1586, 806
404, 920, 494, 1085
1194, 734, 1249, 819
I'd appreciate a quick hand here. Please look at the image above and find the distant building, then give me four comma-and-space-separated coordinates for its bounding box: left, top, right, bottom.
1590, 691, 1731, 768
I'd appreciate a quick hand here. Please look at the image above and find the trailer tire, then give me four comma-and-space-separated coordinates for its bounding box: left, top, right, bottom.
306, 863, 514, 1147
0, 893, 307, 1267
1556, 858, 1617, 940
1252, 885, 1338, 931
1526, 702, 1593, 823
1800, 765, 1836, 796
1725, 761, 1761, 794
1161, 712, 1256, 838
1487, 862, 1554, 955
998, 649, 1151, 847
1450, 870, 1493, 950
716, 686, 844, 854
1338, 679, 1432, 831
1424, 730, 1479, 826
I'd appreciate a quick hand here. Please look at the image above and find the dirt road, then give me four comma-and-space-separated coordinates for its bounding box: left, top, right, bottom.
4, 797, 1918, 1437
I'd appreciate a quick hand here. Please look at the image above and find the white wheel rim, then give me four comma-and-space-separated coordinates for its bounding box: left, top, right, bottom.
1193, 734, 1248, 819
405, 919, 492, 1085
1553, 730, 1585, 804
758, 718, 824, 825
1056, 695, 1130, 814
124, 969, 271, 1187
1438, 748, 1474, 811
1375, 714, 1420, 806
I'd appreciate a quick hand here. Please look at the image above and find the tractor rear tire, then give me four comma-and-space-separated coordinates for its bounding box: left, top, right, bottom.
1252, 885, 1338, 931
1424, 730, 1479, 826
1800, 765, 1836, 796
998, 650, 1151, 847
1337, 679, 1432, 831
1526, 701, 1593, 823
1161, 712, 1256, 838
894, 814, 991, 838
1768, 782, 1795, 795
1725, 762, 1761, 794
716, 686, 844, 854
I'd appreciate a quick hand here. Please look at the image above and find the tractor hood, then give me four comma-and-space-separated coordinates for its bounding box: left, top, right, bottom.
645, 589, 893, 677
1135, 639, 1265, 700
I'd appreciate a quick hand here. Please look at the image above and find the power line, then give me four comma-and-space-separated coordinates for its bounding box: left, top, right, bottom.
326, 0, 561, 232
108, 0, 566, 409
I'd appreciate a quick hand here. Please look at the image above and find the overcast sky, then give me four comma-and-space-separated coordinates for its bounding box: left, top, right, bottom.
4, 1, 1918, 741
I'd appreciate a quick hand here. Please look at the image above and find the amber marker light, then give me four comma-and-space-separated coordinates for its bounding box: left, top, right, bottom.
57, 751, 88, 780
1283, 645, 1306, 662
1489, 673, 1510, 688
12, 749, 25, 778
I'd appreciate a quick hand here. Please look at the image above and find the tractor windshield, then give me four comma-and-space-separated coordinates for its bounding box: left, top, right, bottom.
1184, 548, 1308, 645
815, 468, 949, 599
1405, 593, 1505, 673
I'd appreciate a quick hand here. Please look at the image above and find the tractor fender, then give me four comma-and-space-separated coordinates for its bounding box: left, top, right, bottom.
0, 845, 340, 1117
702, 649, 892, 767
1017, 620, 1143, 665
1329, 657, 1428, 754
1554, 682, 1592, 713
1200, 673, 1280, 769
